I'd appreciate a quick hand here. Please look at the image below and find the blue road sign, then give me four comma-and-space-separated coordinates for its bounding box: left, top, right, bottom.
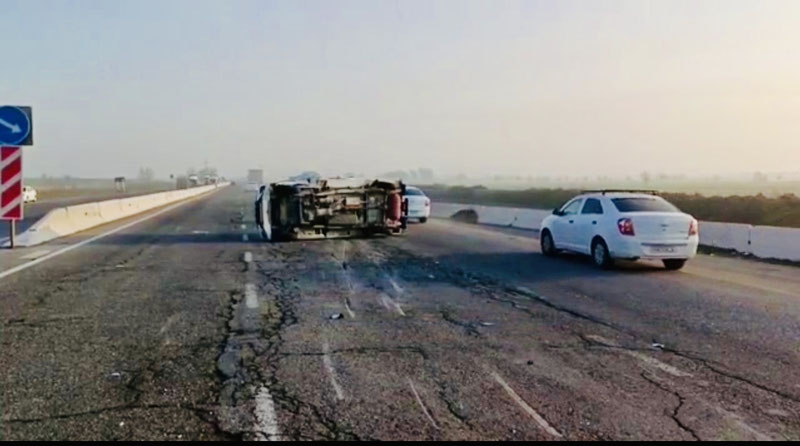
0, 106, 32, 146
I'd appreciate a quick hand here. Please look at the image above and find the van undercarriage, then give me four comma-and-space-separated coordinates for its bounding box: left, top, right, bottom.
256, 178, 407, 241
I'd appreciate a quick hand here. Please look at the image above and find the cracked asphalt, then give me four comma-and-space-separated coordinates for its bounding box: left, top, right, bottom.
1, 186, 800, 440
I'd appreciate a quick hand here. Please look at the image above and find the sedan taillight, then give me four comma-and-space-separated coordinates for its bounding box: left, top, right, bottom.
689, 219, 698, 236
617, 218, 635, 236
424, 200, 430, 207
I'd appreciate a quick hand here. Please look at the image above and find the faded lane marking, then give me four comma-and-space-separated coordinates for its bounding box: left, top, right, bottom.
335, 241, 348, 264
492, 371, 563, 438
254, 386, 281, 441
585, 335, 692, 378
245, 283, 259, 309
243, 252, 253, 263
388, 277, 404, 295
0, 193, 218, 281
20, 249, 51, 260
339, 267, 357, 319
242, 234, 249, 242
159, 313, 182, 335
192, 230, 210, 235
322, 341, 345, 400
408, 378, 439, 429
343, 298, 356, 319
240, 224, 247, 230
714, 404, 773, 441
379, 293, 406, 316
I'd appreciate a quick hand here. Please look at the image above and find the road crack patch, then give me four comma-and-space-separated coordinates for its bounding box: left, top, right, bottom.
640, 372, 701, 440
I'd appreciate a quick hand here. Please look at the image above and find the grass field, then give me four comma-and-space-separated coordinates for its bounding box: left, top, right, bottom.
25, 178, 176, 202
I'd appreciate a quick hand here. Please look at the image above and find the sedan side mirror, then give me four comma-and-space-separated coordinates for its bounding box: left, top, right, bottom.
552, 208, 562, 216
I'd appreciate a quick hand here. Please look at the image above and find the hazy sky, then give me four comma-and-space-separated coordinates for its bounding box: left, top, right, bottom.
3, 0, 800, 180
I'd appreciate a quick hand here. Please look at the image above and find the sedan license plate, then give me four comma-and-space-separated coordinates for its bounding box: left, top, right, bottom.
651, 246, 676, 253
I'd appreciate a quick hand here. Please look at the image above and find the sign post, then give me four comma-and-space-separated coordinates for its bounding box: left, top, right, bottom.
0, 106, 33, 249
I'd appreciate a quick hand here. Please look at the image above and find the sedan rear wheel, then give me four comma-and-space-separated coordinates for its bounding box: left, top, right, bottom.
591, 239, 614, 269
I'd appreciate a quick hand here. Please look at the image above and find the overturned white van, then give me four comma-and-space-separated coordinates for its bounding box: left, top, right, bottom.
255, 178, 408, 241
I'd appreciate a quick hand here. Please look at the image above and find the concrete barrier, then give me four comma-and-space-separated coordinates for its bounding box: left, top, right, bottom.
698, 221, 752, 253
14, 183, 229, 247
433, 201, 800, 263
750, 226, 800, 262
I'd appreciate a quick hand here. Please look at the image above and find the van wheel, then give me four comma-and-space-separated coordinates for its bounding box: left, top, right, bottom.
591, 238, 614, 269
663, 259, 687, 270
540, 230, 558, 257
419, 217, 427, 223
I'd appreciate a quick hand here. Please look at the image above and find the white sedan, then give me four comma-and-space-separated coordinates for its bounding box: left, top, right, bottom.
539, 191, 699, 270
404, 186, 431, 223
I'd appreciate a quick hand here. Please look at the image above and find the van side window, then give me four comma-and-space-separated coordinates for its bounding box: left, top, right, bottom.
581, 198, 604, 214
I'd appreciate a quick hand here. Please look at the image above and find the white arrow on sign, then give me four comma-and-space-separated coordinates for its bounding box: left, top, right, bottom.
0, 118, 22, 134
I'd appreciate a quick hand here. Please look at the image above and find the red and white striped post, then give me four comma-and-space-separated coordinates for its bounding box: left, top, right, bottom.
1, 146, 23, 247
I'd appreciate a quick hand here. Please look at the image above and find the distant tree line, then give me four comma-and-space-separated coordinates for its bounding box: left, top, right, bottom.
381, 168, 435, 183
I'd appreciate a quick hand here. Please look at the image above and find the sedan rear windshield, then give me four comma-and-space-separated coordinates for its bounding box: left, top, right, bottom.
611, 197, 679, 213
405, 188, 425, 196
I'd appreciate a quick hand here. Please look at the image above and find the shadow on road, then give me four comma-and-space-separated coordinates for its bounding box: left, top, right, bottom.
425, 250, 669, 286
89, 232, 249, 245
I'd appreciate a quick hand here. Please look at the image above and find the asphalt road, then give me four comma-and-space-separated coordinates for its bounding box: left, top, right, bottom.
1, 186, 799, 440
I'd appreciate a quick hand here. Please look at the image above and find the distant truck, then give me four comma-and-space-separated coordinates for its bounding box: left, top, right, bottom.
246, 169, 264, 192
247, 169, 264, 183
255, 177, 408, 241
188, 175, 200, 187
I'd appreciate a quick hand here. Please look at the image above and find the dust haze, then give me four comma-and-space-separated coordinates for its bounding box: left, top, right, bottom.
3, 0, 800, 188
